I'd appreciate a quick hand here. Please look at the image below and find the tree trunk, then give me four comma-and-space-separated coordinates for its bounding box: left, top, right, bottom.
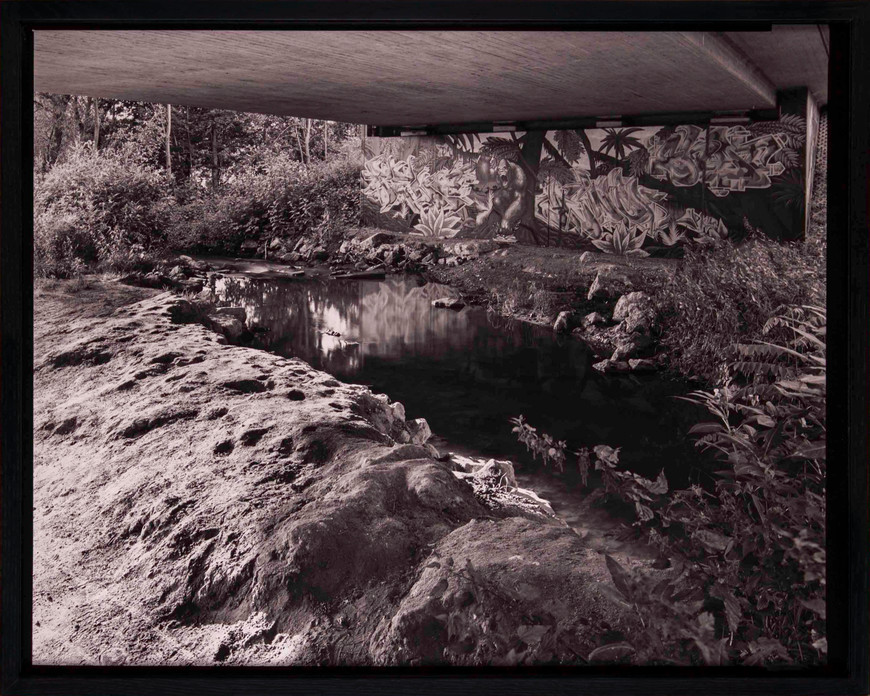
293, 121, 305, 163
303, 118, 312, 164
185, 107, 193, 180
165, 104, 172, 175
92, 98, 101, 150
516, 130, 546, 244
577, 129, 597, 178
211, 116, 220, 189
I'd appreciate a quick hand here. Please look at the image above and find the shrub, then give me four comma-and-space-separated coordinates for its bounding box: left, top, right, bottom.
34, 143, 170, 277
656, 236, 825, 383
165, 155, 362, 253
512, 304, 826, 666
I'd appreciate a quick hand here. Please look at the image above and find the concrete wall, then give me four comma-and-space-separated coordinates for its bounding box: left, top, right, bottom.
361, 112, 812, 254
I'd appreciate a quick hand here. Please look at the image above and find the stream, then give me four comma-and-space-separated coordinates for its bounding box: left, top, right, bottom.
210, 271, 713, 551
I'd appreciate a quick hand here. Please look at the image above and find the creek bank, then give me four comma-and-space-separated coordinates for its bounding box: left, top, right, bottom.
187, 228, 683, 377
34, 279, 659, 667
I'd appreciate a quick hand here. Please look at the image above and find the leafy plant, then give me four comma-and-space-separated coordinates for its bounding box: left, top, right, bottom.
590, 222, 650, 257
512, 305, 827, 666
598, 127, 645, 161
34, 143, 170, 277
478, 137, 523, 163
413, 204, 463, 238
656, 237, 825, 383
551, 130, 585, 164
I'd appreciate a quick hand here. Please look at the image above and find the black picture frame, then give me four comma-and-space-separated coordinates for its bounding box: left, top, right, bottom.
3, 2, 868, 694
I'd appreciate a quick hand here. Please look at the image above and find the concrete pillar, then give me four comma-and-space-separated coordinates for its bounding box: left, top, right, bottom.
778, 87, 821, 240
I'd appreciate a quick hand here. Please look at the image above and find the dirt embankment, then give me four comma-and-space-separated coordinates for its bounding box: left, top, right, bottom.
34, 280, 642, 667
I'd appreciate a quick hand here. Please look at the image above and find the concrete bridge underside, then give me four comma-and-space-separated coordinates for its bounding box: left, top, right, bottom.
34, 27, 828, 127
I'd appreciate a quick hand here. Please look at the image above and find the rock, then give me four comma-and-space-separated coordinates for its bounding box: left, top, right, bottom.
372, 517, 633, 665
207, 313, 245, 340
389, 401, 406, 423
358, 232, 396, 252
445, 256, 459, 267
269, 238, 283, 250
406, 418, 432, 445
593, 359, 631, 374
311, 247, 329, 262
432, 298, 465, 310
612, 333, 653, 361
473, 459, 518, 489
142, 271, 173, 289
613, 292, 657, 335
553, 311, 575, 334
177, 279, 204, 293
583, 312, 608, 327
587, 267, 633, 301
214, 306, 247, 323
34, 289, 635, 668
628, 358, 658, 373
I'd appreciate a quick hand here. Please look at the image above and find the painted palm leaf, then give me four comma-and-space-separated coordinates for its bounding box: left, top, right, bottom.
552, 129, 585, 163
599, 128, 646, 161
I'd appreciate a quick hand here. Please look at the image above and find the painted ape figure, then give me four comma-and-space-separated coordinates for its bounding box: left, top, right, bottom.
474, 155, 531, 233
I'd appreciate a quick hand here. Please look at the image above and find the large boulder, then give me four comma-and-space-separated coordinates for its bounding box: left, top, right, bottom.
611, 333, 653, 361
587, 266, 633, 301
207, 313, 246, 340
358, 231, 397, 253
613, 292, 657, 335
553, 311, 576, 334
432, 298, 465, 310
406, 418, 432, 445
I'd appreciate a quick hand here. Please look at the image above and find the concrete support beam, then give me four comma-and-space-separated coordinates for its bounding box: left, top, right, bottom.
679, 32, 778, 108
778, 86, 820, 240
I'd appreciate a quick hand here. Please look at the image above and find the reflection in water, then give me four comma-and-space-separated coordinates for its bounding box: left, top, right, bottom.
212, 274, 709, 490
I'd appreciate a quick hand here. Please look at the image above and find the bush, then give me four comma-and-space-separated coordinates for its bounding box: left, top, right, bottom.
34, 143, 170, 277
512, 305, 826, 666
165, 155, 362, 253
656, 236, 825, 383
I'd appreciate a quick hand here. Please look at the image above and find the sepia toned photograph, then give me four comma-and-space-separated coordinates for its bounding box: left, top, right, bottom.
30, 26, 829, 669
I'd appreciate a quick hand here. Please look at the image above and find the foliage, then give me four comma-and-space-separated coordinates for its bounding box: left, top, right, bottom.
674, 207, 729, 245
34, 143, 170, 277
551, 130, 585, 164
511, 305, 826, 666
477, 137, 523, 163
598, 127, 645, 161
486, 280, 558, 321
590, 222, 650, 257
413, 204, 463, 238
656, 237, 825, 383
166, 156, 361, 251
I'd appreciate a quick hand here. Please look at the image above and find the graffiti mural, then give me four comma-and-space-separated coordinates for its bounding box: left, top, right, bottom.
361, 113, 808, 254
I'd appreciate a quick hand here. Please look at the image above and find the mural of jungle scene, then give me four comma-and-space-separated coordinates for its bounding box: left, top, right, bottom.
361, 116, 809, 255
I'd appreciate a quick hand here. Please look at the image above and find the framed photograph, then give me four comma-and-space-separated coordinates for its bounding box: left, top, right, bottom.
3, 1, 868, 694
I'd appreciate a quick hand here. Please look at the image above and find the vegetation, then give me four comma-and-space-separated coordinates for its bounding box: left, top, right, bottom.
33, 93, 363, 277
513, 304, 826, 666
656, 234, 825, 383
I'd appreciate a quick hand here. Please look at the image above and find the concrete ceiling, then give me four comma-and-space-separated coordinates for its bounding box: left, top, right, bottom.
33, 27, 828, 126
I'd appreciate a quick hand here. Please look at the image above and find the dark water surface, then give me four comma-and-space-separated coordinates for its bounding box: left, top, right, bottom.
212, 274, 712, 508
